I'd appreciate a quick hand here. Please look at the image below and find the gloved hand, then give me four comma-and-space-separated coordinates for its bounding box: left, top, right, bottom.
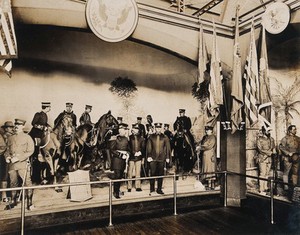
166, 158, 170, 163
134, 151, 142, 157
147, 157, 153, 162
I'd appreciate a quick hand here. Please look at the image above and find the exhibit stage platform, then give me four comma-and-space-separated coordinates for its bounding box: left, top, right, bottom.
0, 174, 222, 234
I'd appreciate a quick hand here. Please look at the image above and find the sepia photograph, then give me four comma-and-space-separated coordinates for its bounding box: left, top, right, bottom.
0, 0, 299, 234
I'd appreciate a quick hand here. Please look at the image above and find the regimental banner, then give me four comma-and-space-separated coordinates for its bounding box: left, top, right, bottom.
86, 0, 139, 42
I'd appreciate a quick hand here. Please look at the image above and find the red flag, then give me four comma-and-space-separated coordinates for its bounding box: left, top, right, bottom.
230, 7, 244, 134
244, 21, 259, 126
258, 26, 272, 131
0, 0, 17, 77
198, 21, 208, 84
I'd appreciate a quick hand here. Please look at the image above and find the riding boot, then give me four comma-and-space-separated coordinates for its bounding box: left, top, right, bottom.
26, 190, 34, 210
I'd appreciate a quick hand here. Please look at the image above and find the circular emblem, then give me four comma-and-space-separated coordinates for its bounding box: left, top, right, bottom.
262, 2, 290, 34
86, 0, 139, 42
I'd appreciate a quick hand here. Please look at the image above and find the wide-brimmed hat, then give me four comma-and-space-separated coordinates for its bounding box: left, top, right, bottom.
1, 121, 14, 128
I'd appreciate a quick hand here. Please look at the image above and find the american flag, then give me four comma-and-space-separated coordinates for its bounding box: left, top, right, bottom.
230, 7, 244, 134
244, 22, 259, 127
0, 0, 17, 77
258, 26, 272, 131
197, 20, 208, 85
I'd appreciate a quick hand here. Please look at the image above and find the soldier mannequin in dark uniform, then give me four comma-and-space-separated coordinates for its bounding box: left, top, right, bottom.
79, 105, 92, 126
54, 102, 77, 174
137, 117, 146, 139
54, 102, 77, 129
146, 122, 171, 195
127, 123, 145, 192
111, 123, 130, 199
146, 114, 155, 137
164, 123, 174, 168
0, 121, 15, 201
173, 109, 195, 147
29, 102, 51, 184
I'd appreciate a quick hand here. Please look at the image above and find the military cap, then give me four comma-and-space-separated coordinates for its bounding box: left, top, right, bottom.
1, 121, 14, 128
41, 102, 51, 108
154, 123, 162, 128
137, 117, 142, 120
205, 126, 213, 131
132, 123, 140, 129
119, 123, 128, 129
164, 123, 170, 128
117, 117, 123, 121
66, 102, 73, 107
15, 119, 26, 126
85, 105, 92, 109
179, 109, 185, 113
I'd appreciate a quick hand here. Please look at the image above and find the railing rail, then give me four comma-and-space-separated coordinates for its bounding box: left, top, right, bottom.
1, 170, 297, 234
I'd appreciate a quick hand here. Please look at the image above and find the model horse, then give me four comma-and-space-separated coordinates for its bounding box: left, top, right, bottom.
94, 110, 119, 170
173, 118, 195, 179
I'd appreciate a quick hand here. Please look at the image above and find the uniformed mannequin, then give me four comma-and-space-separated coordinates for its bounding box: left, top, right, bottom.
29, 102, 51, 184
256, 126, 276, 194
0, 121, 14, 201
54, 102, 77, 129
111, 123, 130, 199
5, 119, 35, 210
79, 105, 93, 126
279, 125, 300, 191
198, 126, 216, 189
127, 123, 145, 192
146, 122, 171, 195
137, 117, 146, 138
173, 109, 195, 147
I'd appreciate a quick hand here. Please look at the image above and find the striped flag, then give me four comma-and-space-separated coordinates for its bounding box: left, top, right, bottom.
230, 7, 244, 134
258, 26, 272, 131
197, 20, 208, 84
208, 21, 223, 110
0, 0, 17, 77
244, 21, 259, 126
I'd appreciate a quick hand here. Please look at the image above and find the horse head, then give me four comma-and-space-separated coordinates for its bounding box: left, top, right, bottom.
175, 117, 185, 133
61, 115, 74, 136
95, 111, 118, 145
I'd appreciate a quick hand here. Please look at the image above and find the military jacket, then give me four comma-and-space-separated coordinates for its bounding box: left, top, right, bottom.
31, 111, 49, 128
257, 136, 275, 157
173, 116, 192, 131
111, 135, 130, 170
128, 134, 145, 161
79, 112, 92, 125
146, 133, 171, 162
6, 132, 34, 171
279, 134, 300, 156
54, 111, 77, 128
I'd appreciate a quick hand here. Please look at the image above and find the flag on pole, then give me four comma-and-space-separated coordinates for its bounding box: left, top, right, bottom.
258, 26, 272, 131
208, 21, 223, 109
0, 0, 17, 77
198, 20, 208, 85
230, 6, 244, 134
244, 21, 259, 126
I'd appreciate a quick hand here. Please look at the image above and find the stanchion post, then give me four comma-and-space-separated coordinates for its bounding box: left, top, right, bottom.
173, 174, 178, 216
109, 180, 113, 227
224, 172, 227, 207
21, 187, 26, 235
270, 178, 275, 224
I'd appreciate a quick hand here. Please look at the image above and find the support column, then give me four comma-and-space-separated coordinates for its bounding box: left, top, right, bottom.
221, 128, 246, 207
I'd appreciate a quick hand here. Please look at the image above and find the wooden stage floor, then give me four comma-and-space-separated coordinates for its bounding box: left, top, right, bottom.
27, 205, 299, 235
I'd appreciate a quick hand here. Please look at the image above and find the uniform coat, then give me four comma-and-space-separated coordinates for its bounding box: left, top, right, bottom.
200, 134, 216, 181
